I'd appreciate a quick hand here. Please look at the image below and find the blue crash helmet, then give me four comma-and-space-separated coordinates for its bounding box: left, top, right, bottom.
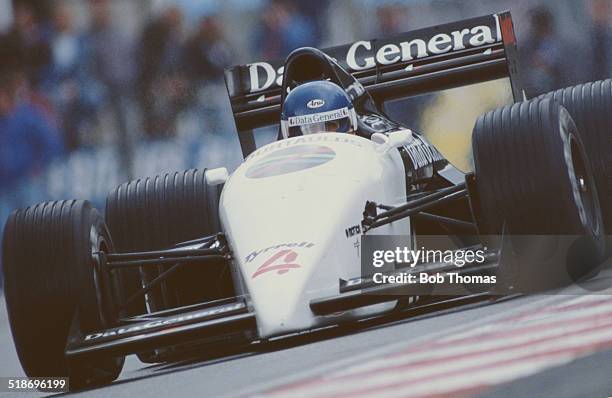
280, 81, 358, 138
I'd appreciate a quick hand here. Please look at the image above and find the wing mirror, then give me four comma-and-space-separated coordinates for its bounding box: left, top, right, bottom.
372, 130, 414, 154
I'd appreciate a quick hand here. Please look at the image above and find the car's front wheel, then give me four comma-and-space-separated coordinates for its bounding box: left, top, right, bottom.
2, 200, 124, 389
105, 168, 233, 362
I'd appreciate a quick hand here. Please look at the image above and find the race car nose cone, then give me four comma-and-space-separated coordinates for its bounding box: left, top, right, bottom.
252, 280, 315, 337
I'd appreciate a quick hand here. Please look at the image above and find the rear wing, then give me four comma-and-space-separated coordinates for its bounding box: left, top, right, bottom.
224, 11, 523, 157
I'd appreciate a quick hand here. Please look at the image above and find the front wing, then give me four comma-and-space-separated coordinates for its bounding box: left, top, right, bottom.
65, 298, 256, 362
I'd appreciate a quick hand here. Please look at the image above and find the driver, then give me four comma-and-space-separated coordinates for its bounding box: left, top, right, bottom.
280, 80, 358, 138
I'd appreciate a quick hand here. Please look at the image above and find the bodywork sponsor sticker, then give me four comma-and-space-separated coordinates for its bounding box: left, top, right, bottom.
251, 249, 301, 278
246, 242, 315, 278
83, 302, 246, 341
245, 145, 335, 178
245, 241, 314, 263
239, 16, 501, 94
246, 134, 367, 160
345, 224, 361, 238
287, 108, 350, 127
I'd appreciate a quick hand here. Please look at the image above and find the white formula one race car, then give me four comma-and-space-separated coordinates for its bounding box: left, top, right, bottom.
2, 11, 611, 389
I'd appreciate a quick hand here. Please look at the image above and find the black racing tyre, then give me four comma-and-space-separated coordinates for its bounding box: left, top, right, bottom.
540, 80, 612, 235
472, 98, 605, 290
2, 200, 124, 389
106, 168, 227, 312
105, 169, 231, 361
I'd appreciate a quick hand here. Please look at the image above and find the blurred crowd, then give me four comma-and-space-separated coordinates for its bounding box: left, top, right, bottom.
522, 0, 612, 95
1, 0, 612, 216
0, 0, 323, 193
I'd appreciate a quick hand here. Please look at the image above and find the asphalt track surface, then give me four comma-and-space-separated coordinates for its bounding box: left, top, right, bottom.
2, 263, 612, 397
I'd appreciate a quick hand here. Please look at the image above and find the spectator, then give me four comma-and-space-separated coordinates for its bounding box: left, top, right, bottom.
88, 0, 134, 95
137, 6, 187, 138
293, 0, 326, 44
521, 7, 564, 96
0, 68, 63, 195
4, 3, 51, 90
377, 4, 409, 37
87, 0, 135, 176
49, 4, 99, 151
257, 0, 317, 59
185, 15, 232, 83
184, 15, 234, 136
589, 0, 612, 81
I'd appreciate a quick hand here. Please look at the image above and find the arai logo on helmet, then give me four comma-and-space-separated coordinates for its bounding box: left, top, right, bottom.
307, 99, 326, 109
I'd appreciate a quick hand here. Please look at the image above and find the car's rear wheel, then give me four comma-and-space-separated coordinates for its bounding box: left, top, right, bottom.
105, 168, 233, 362
539, 80, 612, 238
2, 200, 124, 389
472, 98, 605, 290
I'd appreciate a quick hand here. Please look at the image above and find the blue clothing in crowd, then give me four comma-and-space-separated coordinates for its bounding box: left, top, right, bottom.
0, 103, 64, 190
